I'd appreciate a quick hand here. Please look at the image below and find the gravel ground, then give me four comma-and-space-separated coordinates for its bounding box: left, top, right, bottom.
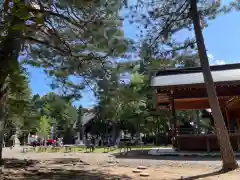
1, 147, 227, 168
2, 147, 240, 180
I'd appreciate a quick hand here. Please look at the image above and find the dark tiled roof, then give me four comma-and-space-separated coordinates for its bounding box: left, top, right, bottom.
81, 112, 95, 125
73, 112, 96, 129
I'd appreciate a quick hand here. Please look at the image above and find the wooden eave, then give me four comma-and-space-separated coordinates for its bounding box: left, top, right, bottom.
156, 84, 240, 99
157, 97, 231, 110
226, 97, 240, 112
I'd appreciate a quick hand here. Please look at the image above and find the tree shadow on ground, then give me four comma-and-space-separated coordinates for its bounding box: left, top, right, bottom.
176, 170, 223, 180
46, 158, 90, 165
2, 158, 37, 168
2, 158, 132, 180
113, 150, 240, 162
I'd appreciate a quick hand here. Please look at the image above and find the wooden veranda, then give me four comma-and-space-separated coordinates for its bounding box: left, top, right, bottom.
151, 63, 240, 152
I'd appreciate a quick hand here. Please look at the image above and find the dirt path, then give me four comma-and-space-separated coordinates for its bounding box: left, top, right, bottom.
1, 149, 226, 168
2, 148, 240, 179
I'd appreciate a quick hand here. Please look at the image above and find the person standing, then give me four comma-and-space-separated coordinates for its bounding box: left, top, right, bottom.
10, 134, 16, 149
91, 136, 95, 151
2, 134, 6, 148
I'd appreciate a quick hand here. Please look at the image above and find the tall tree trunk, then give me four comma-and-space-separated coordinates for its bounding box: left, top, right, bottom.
0, 87, 8, 162
112, 122, 118, 142
0, 0, 24, 161
190, 0, 238, 171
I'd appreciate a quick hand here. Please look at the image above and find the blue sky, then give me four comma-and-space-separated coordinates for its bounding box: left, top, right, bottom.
28, 1, 240, 108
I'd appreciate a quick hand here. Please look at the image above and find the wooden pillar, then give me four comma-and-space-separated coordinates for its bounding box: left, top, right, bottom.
170, 91, 176, 133
236, 119, 240, 151
155, 115, 160, 145
80, 124, 84, 141
170, 91, 177, 150
171, 97, 176, 135
196, 110, 200, 134
237, 119, 240, 132
206, 136, 210, 152
225, 108, 230, 132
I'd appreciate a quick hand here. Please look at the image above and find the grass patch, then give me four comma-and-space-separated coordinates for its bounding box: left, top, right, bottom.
24, 145, 169, 154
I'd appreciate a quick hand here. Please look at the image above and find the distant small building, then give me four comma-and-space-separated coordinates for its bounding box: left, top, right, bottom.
82, 112, 96, 126
74, 110, 96, 144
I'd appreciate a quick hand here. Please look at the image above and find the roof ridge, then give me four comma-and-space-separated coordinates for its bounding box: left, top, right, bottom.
155, 63, 240, 76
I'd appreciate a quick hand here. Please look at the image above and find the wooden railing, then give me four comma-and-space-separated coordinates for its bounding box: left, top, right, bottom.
173, 128, 240, 152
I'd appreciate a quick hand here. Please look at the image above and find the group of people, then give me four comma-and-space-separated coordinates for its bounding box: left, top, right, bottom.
2, 134, 17, 149
28, 135, 64, 147
84, 136, 116, 150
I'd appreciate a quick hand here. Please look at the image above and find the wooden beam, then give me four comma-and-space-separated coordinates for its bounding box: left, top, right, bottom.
155, 81, 240, 90
174, 101, 210, 110
174, 97, 230, 102
158, 98, 228, 110
157, 85, 240, 99
227, 98, 240, 111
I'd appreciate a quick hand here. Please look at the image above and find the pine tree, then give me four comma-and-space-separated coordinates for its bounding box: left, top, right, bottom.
0, 0, 128, 160
127, 0, 238, 170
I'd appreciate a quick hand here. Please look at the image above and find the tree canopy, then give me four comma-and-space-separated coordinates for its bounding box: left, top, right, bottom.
0, 0, 239, 170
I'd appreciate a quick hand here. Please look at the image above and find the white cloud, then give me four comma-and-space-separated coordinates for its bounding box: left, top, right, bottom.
207, 53, 214, 60
211, 59, 225, 65
207, 53, 225, 65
